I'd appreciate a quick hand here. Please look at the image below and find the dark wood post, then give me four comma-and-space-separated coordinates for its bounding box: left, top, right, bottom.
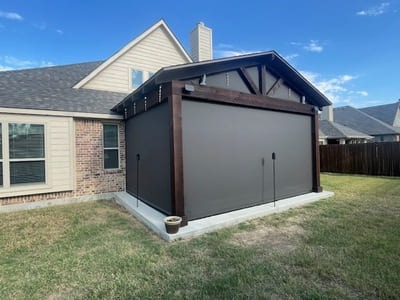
311, 108, 322, 192
260, 65, 267, 95
169, 82, 187, 225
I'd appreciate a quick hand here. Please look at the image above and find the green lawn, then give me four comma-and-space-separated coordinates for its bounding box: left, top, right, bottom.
1, 174, 399, 299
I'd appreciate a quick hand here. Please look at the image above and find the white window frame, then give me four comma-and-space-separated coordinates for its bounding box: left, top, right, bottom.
0, 121, 48, 190
129, 68, 144, 90
103, 123, 120, 170
128, 68, 155, 90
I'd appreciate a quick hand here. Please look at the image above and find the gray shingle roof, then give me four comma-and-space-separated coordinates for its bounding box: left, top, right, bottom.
360, 102, 400, 126
0, 61, 127, 115
319, 120, 372, 139
334, 106, 400, 136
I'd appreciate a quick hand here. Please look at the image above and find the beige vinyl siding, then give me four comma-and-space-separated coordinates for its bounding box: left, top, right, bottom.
0, 114, 74, 198
198, 27, 212, 61
190, 24, 212, 62
190, 31, 199, 61
394, 108, 400, 127
82, 26, 190, 93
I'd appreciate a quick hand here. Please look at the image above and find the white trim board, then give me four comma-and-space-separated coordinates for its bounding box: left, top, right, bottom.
0, 107, 123, 120
73, 19, 192, 89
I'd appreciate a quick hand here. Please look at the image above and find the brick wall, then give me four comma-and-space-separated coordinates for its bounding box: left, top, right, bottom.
0, 118, 126, 205
75, 119, 125, 195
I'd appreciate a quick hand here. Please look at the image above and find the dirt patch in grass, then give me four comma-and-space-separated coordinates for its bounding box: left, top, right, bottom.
47, 287, 75, 300
231, 220, 306, 254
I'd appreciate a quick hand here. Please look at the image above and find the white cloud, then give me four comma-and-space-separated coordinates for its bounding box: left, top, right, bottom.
291, 40, 324, 53
214, 49, 262, 58
284, 53, 299, 61
0, 56, 54, 71
303, 40, 323, 52
0, 65, 14, 71
355, 91, 368, 96
216, 43, 234, 49
4, 56, 36, 67
0, 11, 23, 21
300, 71, 364, 103
357, 2, 390, 16
55, 29, 63, 35
214, 43, 264, 58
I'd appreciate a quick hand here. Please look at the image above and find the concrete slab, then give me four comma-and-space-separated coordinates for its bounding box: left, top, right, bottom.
114, 191, 334, 242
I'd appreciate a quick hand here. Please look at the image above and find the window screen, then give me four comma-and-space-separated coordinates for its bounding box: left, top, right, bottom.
103, 124, 119, 169
9, 123, 45, 185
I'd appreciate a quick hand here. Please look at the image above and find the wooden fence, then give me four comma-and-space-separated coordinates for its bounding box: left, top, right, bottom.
320, 142, 400, 176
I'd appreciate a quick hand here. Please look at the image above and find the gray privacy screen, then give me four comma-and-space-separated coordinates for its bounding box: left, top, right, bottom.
182, 99, 312, 220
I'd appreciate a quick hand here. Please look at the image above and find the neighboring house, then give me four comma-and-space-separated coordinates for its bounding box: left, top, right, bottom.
319, 105, 372, 144
0, 19, 331, 223
319, 120, 372, 145
333, 106, 400, 142
360, 100, 400, 128
113, 51, 330, 222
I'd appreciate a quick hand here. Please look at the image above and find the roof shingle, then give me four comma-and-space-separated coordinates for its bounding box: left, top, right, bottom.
360, 102, 400, 126
334, 106, 400, 136
0, 61, 127, 115
319, 120, 372, 139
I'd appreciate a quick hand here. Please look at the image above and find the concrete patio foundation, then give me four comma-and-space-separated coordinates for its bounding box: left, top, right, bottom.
114, 191, 334, 242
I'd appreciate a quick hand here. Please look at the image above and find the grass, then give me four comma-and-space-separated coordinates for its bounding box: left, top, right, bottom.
0, 174, 399, 299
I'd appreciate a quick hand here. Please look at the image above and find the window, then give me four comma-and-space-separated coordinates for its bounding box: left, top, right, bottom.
9, 123, 45, 184
131, 69, 143, 89
103, 124, 119, 169
148, 72, 155, 78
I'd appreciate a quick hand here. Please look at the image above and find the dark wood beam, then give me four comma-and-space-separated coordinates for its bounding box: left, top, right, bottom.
238, 67, 261, 95
267, 77, 283, 96
124, 83, 171, 119
311, 109, 322, 192
260, 65, 267, 95
168, 89, 187, 226
173, 81, 315, 116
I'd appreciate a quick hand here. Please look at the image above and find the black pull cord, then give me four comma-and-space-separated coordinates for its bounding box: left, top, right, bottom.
136, 153, 140, 207
272, 152, 276, 207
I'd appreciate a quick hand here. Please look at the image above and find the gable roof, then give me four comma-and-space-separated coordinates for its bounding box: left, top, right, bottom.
360, 101, 400, 126
319, 120, 372, 139
334, 106, 400, 136
113, 51, 331, 112
73, 19, 192, 89
0, 62, 127, 114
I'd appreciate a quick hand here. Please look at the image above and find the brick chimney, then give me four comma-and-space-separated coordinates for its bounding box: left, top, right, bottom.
190, 22, 213, 62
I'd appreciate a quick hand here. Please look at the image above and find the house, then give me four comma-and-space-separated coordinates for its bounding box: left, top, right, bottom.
319, 106, 372, 144
319, 120, 372, 144
333, 106, 400, 142
360, 100, 400, 128
0, 20, 331, 224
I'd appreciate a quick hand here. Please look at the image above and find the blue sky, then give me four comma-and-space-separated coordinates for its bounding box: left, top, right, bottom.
0, 0, 399, 107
